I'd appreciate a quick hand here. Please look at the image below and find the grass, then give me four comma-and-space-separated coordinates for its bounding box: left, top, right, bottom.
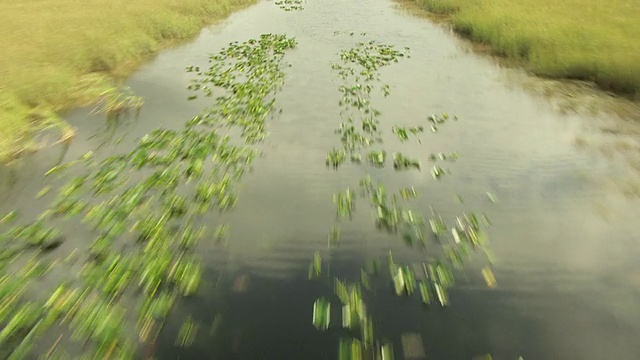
414, 0, 640, 98
0, 0, 257, 162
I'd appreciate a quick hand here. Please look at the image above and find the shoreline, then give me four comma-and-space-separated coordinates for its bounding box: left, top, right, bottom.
0, 0, 257, 164
405, 0, 640, 103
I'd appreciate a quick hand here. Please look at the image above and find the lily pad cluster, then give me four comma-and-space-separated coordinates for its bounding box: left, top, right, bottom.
327, 41, 410, 169
308, 35, 497, 359
274, 0, 304, 11
313, 277, 394, 360
0, 34, 297, 358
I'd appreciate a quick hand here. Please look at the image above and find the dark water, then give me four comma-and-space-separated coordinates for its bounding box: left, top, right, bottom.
2, 0, 640, 359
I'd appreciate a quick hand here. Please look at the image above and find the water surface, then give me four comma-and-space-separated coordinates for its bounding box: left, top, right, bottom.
2, 0, 640, 359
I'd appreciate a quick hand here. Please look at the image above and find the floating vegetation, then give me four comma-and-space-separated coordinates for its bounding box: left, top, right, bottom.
36, 186, 52, 199
313, 297, 331, 330
309, 251, 322, 279
89, 85, 144, 121
326, 41, 410, 170
392, 152, 420, 170
399, 186, 417, 200
429, 212, 447, 236
367, 150, 386, 167
431, 165, 445, 179
176, 316, 198, 347
392, 126, 409, 141
329, 225, 341, 246
482, 266, 497, 288
309, 32, 496, 358
0, 33, 297, 357
334, 188, 356, 218
338, 337, 363, 360
419, 281, 431, 304
392, 125, 423, 142
275, 0, 304, 11
401, 333, 426, 360
327, 148, 347, 169
390, 261, 416, 296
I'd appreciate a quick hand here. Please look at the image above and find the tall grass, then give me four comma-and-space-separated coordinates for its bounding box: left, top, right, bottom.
415, 0, 640, 98
0, 0, 256, 162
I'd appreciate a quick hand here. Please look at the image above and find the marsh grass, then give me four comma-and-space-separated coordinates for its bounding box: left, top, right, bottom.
0, 0, 257, 162
414, 0, 640, 98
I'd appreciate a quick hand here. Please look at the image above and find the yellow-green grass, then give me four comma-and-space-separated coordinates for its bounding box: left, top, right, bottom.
0, 0, 256, 162
415, 0, 640, 98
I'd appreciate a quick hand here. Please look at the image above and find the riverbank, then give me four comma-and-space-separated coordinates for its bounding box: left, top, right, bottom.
413, 0, 640, 100
0, 0, 256, 163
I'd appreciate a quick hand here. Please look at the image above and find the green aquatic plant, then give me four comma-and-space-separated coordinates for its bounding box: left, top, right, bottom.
0, 33, 298, 358
89, 85, 144, 121
312, 297, 331, 330
309, 251, 322, 279
367, 150, 386, 167
429, 151, 459, 162
334, 188, 356, 218
327, 148, 347, 169
392, 152, 421, 170
309, 34, 497, 358
274, 0, 304, 11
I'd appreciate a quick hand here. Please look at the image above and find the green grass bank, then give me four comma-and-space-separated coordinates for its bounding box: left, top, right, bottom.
0, 0, 256, 162
415, 0, 640, 99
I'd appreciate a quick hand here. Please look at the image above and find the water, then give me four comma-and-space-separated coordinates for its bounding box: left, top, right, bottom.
2, 0, 640, 359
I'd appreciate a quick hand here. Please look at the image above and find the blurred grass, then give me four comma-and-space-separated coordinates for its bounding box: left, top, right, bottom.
415, 0, 640, 98
0, 0, 256, 162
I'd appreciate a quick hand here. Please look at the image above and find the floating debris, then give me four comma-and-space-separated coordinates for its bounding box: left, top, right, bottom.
419, 282, 431, 305
429, 214, 446, 235
327, 148, 347, 169
399, 186, 417, 200
232, 274, 249, 293
429, 151, 459, 162
433, 283, 448, 307
309, 251, 322, 279
361, 269, 370, 290
339, 338, 363, 360
393, 153, 420, 170
1, 32, 300, 358
392, 126, 409, 141
36, 186, 52, 199
307, 33, 494, 358
313, 297, 331, 330
367, 150, 386, 167
431, 165, 445, 179
328, 225, 341, 246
